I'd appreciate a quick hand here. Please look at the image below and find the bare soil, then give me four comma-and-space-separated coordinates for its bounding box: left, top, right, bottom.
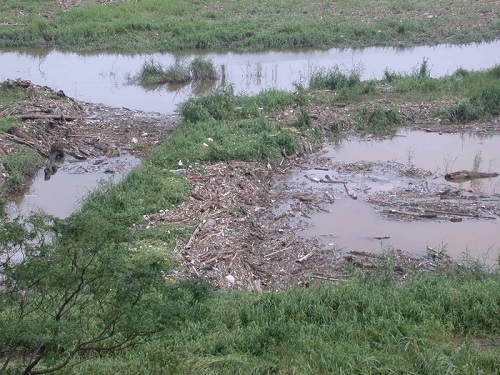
2, 80, 499, 290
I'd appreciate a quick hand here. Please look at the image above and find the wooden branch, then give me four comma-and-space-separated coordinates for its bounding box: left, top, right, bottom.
264, 236, 298, 259
17, 114, 78, 121
343, 182, 357, 200
296, 248, 316, 263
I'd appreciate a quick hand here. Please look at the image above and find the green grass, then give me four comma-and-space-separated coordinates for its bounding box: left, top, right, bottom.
0, 0, 498, 52
2, 145, 43, 193
433, 67, 500, 123
132, 57, 218, 86
2, 65, 500, 374
309, 66, 361, 91
356, 106, 404, 131
64, 266, 500, 374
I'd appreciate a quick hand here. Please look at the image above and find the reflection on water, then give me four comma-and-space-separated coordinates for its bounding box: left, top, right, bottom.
6, 154, 140, 219
300, 130, 500, 265
1, 41, 499, 114
328, 130, 500, 195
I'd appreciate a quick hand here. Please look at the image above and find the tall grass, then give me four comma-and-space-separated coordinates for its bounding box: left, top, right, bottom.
132, 57, 218, 86
2, 145, 43, 193
356, 106, 404, 131
309, 66, 361, 91
66, 267, 500, 374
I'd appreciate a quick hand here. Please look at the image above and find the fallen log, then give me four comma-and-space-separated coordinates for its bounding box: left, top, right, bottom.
17, 114, 78, 121
445, 170, 499, 182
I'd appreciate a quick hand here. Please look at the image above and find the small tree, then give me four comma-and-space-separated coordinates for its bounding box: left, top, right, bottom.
0, 212, 170, 374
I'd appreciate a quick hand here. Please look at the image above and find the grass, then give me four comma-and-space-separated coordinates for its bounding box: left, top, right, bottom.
63, 266, 500, 374
132, 57, 218, 86
356, 106, 404, 131
0, 0, 498, 52
2, 145, 43, 193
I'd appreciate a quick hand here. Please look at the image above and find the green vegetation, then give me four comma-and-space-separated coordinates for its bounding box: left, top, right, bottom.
2, 145, 43, 192
356, 106, 403, 131
2, 202, 499, 374
11, 258, 500, 374
309, 67, 361, 91
0, 0, 498, 52
131, 57, 218, 86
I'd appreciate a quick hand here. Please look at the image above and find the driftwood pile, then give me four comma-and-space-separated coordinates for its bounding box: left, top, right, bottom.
141, 161, 340, 290
0, 79, 177, 161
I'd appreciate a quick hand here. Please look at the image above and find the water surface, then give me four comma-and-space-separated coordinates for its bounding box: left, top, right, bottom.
299, 130, 500, 265
1, 41, 499, 114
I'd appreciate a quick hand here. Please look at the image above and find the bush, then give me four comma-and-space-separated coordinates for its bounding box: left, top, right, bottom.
190, 56, 217, 81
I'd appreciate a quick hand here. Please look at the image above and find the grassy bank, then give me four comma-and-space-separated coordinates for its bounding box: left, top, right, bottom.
0, 0, 498, 52
65, 268, 500, 374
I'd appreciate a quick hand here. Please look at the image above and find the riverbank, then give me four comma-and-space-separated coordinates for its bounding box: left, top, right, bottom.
0, 0, 498, 52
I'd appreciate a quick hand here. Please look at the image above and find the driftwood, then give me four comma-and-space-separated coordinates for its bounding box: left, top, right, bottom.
296, 248, 316, 263
343, 182, 357, 200
4, 126, 47, 155
445, 170, 499, 182
17, 114, 78, 121
44, 145, 65, 181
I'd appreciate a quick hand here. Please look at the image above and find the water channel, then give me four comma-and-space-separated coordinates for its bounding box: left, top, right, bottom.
1, 42, 500, 264
1, 41, 499, 114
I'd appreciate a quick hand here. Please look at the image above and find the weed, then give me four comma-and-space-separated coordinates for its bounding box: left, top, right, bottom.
356, 106, 403, 131
471, 85, 500, 116
179, 86, 235, 123
190, 56, 217, 81
293, 108, 311, 128
434, 102, 482, 123
163, 59, 191, 84
472, 151, 483, 173
3, 145, 43, 192
309, 66, 360, 91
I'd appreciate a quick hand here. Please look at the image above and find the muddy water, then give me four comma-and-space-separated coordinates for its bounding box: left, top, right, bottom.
7, 154, 140, 219
1, 41, 499, 114
297, 130, 500, 265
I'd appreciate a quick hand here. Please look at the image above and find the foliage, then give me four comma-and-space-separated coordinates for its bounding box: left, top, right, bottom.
356, 106, 404, 131
0, 0, 498, 52
383, 58, 440, 94
190, 57, 217, 81
132, 57, 217, 86
0, 212, 176, 375
309, 66, 361, 91
434, 82, 500, 123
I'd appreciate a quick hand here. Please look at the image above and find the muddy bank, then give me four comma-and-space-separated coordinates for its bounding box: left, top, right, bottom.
0, 79, 177, 192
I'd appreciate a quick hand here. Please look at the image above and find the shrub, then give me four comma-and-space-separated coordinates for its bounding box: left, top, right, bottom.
356, 106, 403, 131
3, 145, 43, 192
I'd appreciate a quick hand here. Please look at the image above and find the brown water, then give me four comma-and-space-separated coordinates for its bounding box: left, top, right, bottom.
1, 41, 499, 114
6, 154, 140, 219
297, 130, 500, 266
